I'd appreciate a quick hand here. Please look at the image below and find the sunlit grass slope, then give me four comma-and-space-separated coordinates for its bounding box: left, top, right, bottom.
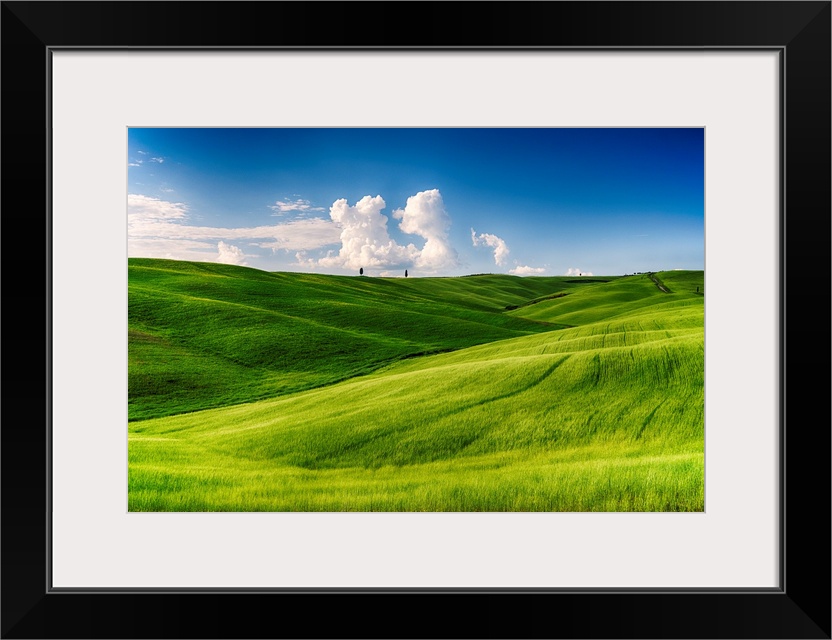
129, 267, 703, 511
129, 258, 608, 420
507, 272, 700, 326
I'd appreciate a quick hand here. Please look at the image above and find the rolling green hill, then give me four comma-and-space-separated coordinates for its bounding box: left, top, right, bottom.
128, 259, 704, 512
129, 258, 612, 420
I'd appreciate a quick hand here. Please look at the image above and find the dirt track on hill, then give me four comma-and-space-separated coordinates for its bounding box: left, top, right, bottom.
648, 273, 670, 293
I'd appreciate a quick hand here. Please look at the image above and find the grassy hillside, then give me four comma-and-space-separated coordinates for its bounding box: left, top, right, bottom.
129, 258, 612, 420
128, 262, 704, 512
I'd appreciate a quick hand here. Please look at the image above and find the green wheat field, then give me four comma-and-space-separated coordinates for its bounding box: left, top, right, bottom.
128, 258, 704, 512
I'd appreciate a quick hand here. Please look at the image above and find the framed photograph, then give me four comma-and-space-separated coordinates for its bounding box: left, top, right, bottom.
3, 2, 829, 638
124, 125, 707, 515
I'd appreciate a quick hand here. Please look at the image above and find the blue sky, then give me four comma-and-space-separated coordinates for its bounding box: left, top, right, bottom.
128, 128, 703, 277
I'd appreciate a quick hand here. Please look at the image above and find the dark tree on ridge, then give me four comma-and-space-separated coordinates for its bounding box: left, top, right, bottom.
405, 269, 408, 278
360, 267, 363, 276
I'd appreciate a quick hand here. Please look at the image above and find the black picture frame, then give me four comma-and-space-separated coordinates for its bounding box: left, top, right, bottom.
2, 2, 829, 638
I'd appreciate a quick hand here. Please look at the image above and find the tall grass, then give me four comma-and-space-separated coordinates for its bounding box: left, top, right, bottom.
128, 264, 704, 512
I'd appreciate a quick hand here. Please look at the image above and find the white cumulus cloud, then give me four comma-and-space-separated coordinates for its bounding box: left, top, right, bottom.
471, 228, 509, 266
317, 195, 418, 271
313, 190, 458, 273
509, 265, 545, 275
566, 268, 594, 276
392, 189, 458, 271
216, 241, 247, 265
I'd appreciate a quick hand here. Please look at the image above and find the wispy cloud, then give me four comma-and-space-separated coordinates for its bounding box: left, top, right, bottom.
149, 157, 165, 163
128, 162, 142, 167
471, 229, 509, 266
509, 265, 545, 275
128, 238, 217, 262
128, 194, 189, 222
254, 218, 342, 251
271, 198, 326, 215
566, 267, 593, 276
128, 194, 340, 263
